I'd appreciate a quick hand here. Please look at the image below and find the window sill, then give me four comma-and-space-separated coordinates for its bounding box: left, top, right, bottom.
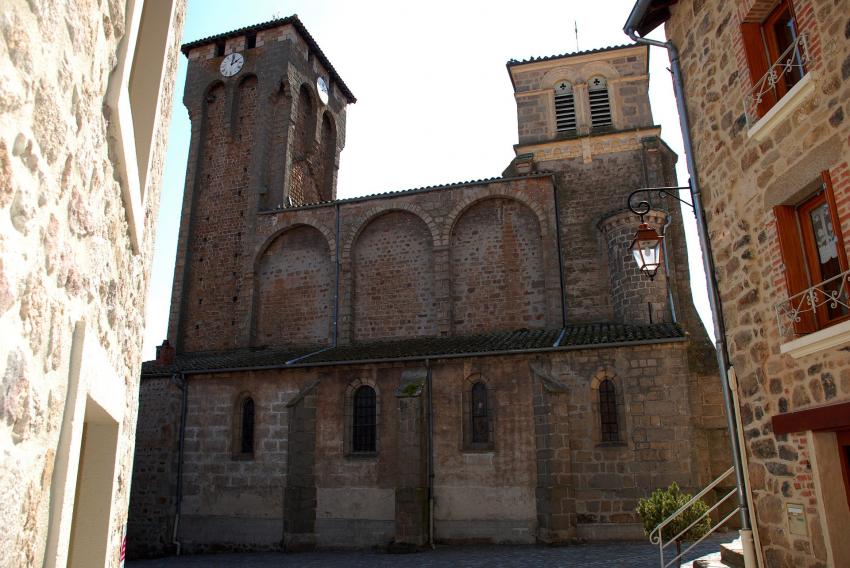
780, 318, 850, 358
747, 73, 815, 142
345, 452, 378, 460
462, 446, 495, 453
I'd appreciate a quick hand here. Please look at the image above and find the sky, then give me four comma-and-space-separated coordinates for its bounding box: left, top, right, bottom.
141, 0, 713, 360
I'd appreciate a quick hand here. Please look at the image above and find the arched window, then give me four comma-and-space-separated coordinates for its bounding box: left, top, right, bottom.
352, 386, 377, 452
598, 379, 619, 442
463, 376, 494, 450
471, 382, 490, 444
553, 81, 576, 132
588, 75, 612, 129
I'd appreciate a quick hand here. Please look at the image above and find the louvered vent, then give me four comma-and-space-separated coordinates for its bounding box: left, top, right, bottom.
588, 76, 612, 128
554, 81, 576, 132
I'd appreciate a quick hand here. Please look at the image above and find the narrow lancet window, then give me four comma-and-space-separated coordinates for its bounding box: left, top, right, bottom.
241, 397, 255, 454
352, 386, 377, 452
471, 381, 490, 444
599, 379, 619, 442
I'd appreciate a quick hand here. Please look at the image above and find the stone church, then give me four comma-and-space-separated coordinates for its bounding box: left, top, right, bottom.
128, 15, 730, 556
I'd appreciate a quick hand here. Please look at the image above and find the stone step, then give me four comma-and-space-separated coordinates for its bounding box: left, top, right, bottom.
687, 537, 744, 568
720, 538, 745, 568
690, 552, 732, 568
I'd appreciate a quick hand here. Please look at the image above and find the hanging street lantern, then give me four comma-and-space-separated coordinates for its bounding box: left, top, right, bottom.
629, 222, 664, 279
625, 186, 692, 280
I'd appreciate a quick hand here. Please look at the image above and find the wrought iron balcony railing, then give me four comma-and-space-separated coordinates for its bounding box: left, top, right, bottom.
774, 268, 850, 337
743, 33, 810, 127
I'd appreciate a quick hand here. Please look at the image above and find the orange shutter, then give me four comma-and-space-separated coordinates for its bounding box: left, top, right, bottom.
773, 205, 816, 334
741, 23, 774, 117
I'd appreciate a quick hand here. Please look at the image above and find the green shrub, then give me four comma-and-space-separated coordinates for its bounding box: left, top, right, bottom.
636, 482, 712, 565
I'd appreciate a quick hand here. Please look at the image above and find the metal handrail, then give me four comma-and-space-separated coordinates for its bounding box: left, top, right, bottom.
650, 467, 739, 568
774, 268, 850, 337
650, 467, 734, 538
743, 32, 810, 127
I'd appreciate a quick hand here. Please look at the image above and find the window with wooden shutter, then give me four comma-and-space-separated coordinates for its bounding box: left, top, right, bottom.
774, 171, 849, 335
740, 0, 806, 120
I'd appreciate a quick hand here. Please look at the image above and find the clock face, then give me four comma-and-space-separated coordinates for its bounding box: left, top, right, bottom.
219, 52, 244, 77
316, 76, 329, 105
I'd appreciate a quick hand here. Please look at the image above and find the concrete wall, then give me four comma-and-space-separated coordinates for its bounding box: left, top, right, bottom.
662, 0, 850, 566
0, 0, 185, 565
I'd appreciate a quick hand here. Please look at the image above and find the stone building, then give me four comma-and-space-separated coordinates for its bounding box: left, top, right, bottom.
630, 0, 850, 566
128, 16, 729, 555
0, 1, 184, 567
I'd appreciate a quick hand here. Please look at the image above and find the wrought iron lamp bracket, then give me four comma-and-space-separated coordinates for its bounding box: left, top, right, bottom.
627, 185, 693, 223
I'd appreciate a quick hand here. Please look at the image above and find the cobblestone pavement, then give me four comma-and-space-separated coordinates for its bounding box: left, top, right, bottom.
128, 533, 731, 567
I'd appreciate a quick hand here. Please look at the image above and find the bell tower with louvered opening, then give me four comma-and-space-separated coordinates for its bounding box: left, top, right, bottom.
505, 44, 690, 329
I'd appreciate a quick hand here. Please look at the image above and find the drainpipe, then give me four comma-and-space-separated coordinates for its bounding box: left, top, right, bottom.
425, 359, 435, 549
170, 372, 188, 556
333, 202, 341, 347
551, 178, 568, 327
624, 6, 756, 567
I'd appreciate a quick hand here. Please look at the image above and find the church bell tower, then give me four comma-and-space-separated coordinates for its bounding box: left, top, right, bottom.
168, 15, 356, 352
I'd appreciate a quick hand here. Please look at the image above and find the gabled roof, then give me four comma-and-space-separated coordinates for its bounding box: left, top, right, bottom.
260, 173, 555, 212
141, 323, 686, 377
506, 43, 642, 68
180, 14, 356, 103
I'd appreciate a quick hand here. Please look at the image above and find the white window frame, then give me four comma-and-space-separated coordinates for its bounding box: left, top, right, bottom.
106, 0, 178, 253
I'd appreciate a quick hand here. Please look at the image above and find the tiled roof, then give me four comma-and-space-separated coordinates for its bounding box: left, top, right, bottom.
180, 15, 356, 103
507, 43, 640, 68
141, 323, 685, 377
261, 173, 554, 212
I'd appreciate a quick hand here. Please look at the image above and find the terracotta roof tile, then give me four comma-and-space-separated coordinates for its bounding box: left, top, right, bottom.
507, 43, 641, 67
141, 323, 685, 377
180, 14, 355, 103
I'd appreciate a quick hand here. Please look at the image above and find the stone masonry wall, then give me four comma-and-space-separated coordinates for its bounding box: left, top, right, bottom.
177, 371, 305, 551
169, 23, 349, 352
127, 377, 182, 558
510, 45, 653, 145
353, 210, 437, 341
137, 335, 726, 552
663, 0, 850, 565
450, 198, 547, 334
172, 175, 564, 352
180, 77, 255, 352
254, 225, 333, 347
0, 1, 185, 565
